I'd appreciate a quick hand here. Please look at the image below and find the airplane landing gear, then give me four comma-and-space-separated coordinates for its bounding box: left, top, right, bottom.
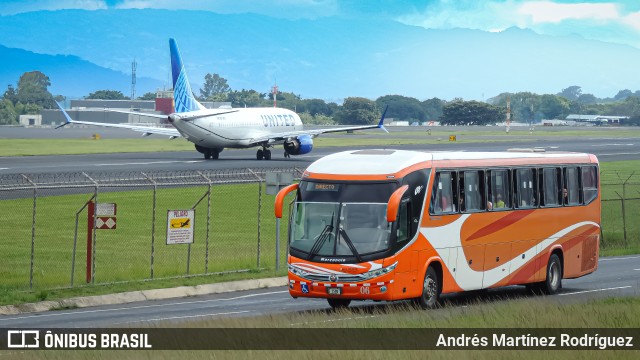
257, 147, 272, 160
204, 149, 220, 160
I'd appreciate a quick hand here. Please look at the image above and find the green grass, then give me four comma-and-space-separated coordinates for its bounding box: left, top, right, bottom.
3, 126, 640, 156
0, 183, 290, 301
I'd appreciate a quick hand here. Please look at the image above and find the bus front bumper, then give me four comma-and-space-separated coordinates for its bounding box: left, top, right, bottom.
288, 275, 395, 301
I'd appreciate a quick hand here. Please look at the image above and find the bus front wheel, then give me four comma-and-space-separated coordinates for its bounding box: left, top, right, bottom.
327, 298, 351, 309
417, 266, 440, 309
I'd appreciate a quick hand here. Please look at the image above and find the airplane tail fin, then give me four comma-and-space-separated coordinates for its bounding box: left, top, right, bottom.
378, 105, 389, 133
169, 38, 205, 113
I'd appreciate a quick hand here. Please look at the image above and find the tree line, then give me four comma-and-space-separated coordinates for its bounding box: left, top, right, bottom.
2, 71, 640, 126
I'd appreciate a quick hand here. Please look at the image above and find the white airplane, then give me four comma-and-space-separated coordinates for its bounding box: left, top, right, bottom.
56, 38, 387, 160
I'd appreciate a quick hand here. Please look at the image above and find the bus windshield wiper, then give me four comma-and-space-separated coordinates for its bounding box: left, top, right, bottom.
307, 213, 334, 260
338, 228, 362, 263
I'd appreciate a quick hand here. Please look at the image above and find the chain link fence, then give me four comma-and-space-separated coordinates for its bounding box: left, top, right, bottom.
600, 170, 640, 251
0, 168, 302, 291
0, 168, 638, 292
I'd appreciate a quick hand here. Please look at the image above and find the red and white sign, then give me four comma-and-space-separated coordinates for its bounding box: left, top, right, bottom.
95, 217, 117, 229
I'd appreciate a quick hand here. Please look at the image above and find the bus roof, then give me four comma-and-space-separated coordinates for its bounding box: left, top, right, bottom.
303, 149, 596, 180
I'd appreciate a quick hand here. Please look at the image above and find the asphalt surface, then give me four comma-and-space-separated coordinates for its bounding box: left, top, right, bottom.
1, 127, 640, 175
0, 255, 638, 328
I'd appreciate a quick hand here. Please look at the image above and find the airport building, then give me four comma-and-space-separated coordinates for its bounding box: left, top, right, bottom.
40, 91, 230, 126
565, 114, 629, 124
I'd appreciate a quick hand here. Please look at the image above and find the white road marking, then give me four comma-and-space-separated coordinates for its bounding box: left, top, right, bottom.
558, 286, 632, 296
597, 152, 640, 156
289, 315, 379, 326
633, 269, 640, 271
112, 310, 251, 325
0, 290, 289, 322
0, 168, 8, 170
599, 256, 640, 261
94, 160, 204, 166
590, 144, 634, 147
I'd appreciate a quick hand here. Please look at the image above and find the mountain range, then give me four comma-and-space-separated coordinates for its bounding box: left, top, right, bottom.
1, 9, 639, 101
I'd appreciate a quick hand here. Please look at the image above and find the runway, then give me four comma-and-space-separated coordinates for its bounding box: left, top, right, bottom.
1, 131, 640, 175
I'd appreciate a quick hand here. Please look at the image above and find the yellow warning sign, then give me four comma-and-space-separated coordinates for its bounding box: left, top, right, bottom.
170, 218, 191, 229
449, 135, 457, 142
167, 209, 195, 245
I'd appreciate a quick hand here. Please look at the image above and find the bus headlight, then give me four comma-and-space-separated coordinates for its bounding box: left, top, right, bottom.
288, 264, 309, 277
361, 262, 397, 280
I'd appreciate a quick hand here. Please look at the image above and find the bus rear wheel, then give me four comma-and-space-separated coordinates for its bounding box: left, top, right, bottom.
528, 253, 562, 295
543, 254, 562, 294
417, 266, 440, 309
327, 298, 351, 309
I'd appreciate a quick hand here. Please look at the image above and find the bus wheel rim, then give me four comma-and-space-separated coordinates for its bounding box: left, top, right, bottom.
549, 262, 559, 289
424, 276, 436, 300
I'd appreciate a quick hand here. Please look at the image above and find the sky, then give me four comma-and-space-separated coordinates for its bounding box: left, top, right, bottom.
1, 0, 639, 49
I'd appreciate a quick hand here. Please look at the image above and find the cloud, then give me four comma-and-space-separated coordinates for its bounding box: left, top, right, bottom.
396, 0, 640, 49
517, 1, 619, 23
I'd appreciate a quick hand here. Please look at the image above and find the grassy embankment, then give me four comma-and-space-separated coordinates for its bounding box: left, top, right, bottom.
14, 297, 640, 359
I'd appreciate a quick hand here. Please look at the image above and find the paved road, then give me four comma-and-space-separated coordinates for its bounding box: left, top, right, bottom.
1, 134, 640, 175
0, 255, 637, 328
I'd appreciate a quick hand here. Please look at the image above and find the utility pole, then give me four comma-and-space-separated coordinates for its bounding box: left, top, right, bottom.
271, 81, 278, 108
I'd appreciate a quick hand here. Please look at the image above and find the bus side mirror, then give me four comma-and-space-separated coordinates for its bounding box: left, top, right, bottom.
274, 183, 299, 218
387, 185, 409, 222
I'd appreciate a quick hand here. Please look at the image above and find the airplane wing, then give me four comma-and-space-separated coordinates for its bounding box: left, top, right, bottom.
55, 102, 182, 138
248, 106, 389, 146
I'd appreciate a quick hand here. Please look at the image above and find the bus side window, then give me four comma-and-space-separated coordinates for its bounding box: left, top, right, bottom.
582, 166, 599, 204
488, 169, 510, 210
397, 199, 411, 243
462, 170, 485, 212
515, 168, 536, 208
431, 171, 456, 214
542, 168, 561, 207
564, 167, 580, 205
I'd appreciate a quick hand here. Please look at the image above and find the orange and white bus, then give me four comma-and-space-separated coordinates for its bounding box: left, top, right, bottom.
275, 149, 600, 309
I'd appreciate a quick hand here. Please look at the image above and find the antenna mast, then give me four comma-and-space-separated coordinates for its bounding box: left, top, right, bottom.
131, 59, 137, 100
506, 95, 511, 134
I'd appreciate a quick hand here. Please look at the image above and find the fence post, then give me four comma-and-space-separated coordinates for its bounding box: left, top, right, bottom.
616, 172, 634, 248
248, 169, 263, 268
21, 175, 37, 290
71, 195, 97, 287
189, 181, 213, 275
83, 173, 99, 284
197, 171, 213, 273
143, 173, 157, 279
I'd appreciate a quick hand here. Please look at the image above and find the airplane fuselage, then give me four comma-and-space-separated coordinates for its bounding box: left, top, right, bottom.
170, 107, 303, 149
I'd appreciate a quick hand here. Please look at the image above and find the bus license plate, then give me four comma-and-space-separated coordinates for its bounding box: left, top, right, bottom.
327, 287, 342, 295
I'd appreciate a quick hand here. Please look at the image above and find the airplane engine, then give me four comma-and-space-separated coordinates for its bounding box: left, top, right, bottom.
284, 135, 313, 156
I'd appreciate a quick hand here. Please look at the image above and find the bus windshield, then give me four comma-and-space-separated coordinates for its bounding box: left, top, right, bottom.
291, 202, 391, 257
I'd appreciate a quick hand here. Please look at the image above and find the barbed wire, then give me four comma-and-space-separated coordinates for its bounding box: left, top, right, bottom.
0, 167, 305, 190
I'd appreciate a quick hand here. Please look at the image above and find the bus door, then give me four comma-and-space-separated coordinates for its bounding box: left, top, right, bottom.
456, 170, 486, 291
